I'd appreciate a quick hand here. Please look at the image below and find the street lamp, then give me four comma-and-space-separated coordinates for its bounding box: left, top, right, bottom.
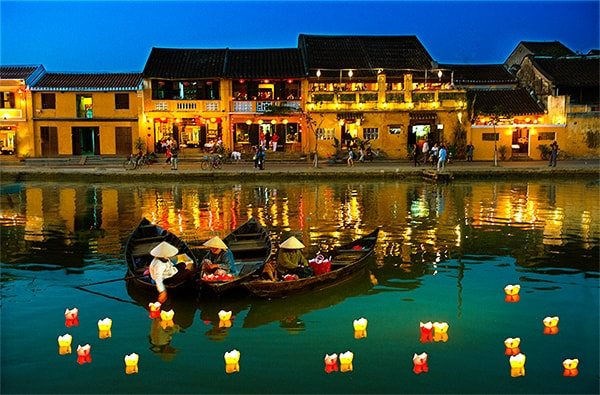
437, 70, 442, 83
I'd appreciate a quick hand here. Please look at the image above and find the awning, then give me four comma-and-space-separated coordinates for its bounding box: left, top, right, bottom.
336, 112, 364, 121
409, 112, 437, 121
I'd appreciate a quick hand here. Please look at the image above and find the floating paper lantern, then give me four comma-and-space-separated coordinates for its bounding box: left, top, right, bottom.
160, 309, 175, 321
57, 334, 72, 355
353, 317, 368, 339
97, 318, 112, 339
148, 302, 161, 319
412, 352, 429, 374
419, 321, 433, 343
562, 358, 579, 377
324, 353, 338, 373
509, 353, 526, 377
124, 353, 139, 375
224, 349, 240, 373
504, 337, 521, 356
504, 284, 521, 303
65, 308, 79, 327
543, 316, 559, 335
76, 344, 92, 365
218, 310, 233, 328
339, 351, 354, 372
433, 322, 449, 342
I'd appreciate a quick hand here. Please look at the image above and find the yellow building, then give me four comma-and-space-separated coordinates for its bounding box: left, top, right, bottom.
0, 65, 45, 157
29, 73, 143, 156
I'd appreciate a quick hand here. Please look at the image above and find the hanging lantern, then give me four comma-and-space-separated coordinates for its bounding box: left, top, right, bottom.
57, 334, 72, 355
412, 352, 429, 374
339, 351, 354, 372
543, 316, 559, 335
124, 353, 139, 375
148, 302, 161, 319
97, 318, 112, 339
433, 322, 449, 342
353, 317, 368, 339
504, 284, 521, 302
316, 69, 322, 78
509, 353, 526, 377
419, 321, 433, 343
245, 119, 252, 125
218, 310, 232, 328
224, 349, 241, 373
257, 119, 264, 125
271, 119, 277, 125
504, 337, 521, 356
65, 308, 79, 327
562, 358, 579, 377
282, 119, 289, 125
324, 353, 338, 373
76, 344, 92, 365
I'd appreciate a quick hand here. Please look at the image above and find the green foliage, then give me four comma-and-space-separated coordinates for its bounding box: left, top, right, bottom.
451, 118, 467, 159
311, 93, 334, 103
358, 93, 378, 103
537, 144, 551, 160
134, 137, 145, 153
385, 93, 405, 103
498, 145, 508, 161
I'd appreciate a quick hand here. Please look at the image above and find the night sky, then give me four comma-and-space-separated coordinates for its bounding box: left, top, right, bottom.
1, 1, 598, 72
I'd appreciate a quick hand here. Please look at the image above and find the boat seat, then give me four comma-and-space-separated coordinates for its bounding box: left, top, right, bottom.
132, 235, 166, 245
234, 233, 265, 240
131, 241, 163, 257
229, 242, 267, 253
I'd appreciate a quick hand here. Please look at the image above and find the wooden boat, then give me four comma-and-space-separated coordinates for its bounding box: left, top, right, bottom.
125, 217, 199, 294
199, 217, 272, 295
242, 228, 380, 299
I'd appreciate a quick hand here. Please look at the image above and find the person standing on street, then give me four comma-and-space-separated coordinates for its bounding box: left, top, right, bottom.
549, 141, 559, 167
437, 144, 448, 172
170, 142, 179, 170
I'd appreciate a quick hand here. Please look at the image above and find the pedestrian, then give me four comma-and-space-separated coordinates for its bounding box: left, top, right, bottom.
466, 143, 474, 162
437, 144, 447, 171
170, 142, 179, 170
411, 143, 420, 167
421, 140, 430, 164
271, 132, 279, 152
430, 143, 439, 167
549, 141, 559, 167
255, 144, 266, 170
347, 147, 354, 167
165, 146, 172, 164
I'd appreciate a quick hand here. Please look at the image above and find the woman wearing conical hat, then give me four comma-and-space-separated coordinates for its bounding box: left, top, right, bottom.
201, 236, 238, 277
275, 236, 312, 278
149, 241, 180, 303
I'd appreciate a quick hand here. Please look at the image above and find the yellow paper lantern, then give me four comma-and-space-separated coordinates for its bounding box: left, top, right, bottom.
353, 317, 368, 339
504, 284, 521, 302
160, 309, 175, 321
218, 310, 232, 321
504, 337, 521, 356
543, 316, 559, 335
339, 351, 354, 372
562, 358, 579, 377
97, 318, 112, 339
57, 334, 72, 355
124, 353, 139, 374
224, 349, 241, 373
509, 353, 526, 377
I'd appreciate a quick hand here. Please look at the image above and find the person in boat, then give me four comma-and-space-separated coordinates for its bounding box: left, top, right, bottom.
148, 241, 193, 303
275, 236, 313, 278
201, 236, 238, 277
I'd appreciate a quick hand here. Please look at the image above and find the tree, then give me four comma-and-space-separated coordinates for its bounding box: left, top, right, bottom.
452, 117, 467, 160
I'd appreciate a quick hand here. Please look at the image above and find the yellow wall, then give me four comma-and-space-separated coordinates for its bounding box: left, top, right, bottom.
564, 114, 600, 158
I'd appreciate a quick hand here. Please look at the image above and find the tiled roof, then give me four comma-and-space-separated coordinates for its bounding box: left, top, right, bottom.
531, 56, 600, 87
520, 41, 575, 57
32, 73, 143, 91
298, 35, 433, 79
143, 48, 227, 78
467, 88, 544, 116
224, 49, 305, 79
0, 65, 42, 80
439, 64, 517, 85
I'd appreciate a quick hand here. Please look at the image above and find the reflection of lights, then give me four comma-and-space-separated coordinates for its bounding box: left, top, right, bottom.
454, 224, 461, 247
410, 198, 429, 218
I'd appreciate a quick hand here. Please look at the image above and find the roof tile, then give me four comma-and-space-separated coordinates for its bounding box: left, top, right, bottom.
467, 88, 544, 116
32, 73, 143, 91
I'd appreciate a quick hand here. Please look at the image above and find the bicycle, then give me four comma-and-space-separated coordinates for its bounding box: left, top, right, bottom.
201, 154, 223, 170
123, 153, 154, 170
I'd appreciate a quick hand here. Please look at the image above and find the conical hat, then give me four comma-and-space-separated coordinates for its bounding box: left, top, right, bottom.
203, 236, 228, 250
280, 236, 305, 249
150, 241, 178, 258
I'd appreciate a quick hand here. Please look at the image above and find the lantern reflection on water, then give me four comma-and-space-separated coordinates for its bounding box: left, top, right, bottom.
97, 318, 112, 339
562, 358, 579, 377
224, 349, 241, 373
76, 344, 92, 365
419, 321, 433, 343
504, 284, 521, 303
504, 337, 521, 356
339, 351, 354, 372
509, 353, 526, 377
543, 316, 559, 335
412, 352, 429, 374
433, 322, 449, 342
57, 334, 72, 355
124, 353, 139, 374
148, 302, 161, 319
324, 353, 338, 373
353, 317, 368, 339
160, 309, 175, 329
65, 308, 79, 327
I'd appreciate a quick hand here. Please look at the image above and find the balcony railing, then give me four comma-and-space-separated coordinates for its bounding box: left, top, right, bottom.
0, 108, 24, 120
232, 100, 301, 113
151, 100, 221, 112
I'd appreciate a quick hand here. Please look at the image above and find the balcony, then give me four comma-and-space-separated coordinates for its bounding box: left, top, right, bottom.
0, 108, 24, 121
232, 100, 302, 113
150, 100, 221, 112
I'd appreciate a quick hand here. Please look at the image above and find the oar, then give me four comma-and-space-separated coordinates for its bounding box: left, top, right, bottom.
74, 285, 140, 305
77, 273, 146, 288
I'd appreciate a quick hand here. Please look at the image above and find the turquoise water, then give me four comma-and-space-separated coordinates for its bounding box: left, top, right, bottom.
1, 179, 598, 394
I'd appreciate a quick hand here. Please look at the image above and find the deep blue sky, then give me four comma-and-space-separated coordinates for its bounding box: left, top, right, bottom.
1, 1, 598, 72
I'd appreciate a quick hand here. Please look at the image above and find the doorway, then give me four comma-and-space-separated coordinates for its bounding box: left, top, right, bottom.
72, 127, 100, 155
512, 127, 529, 156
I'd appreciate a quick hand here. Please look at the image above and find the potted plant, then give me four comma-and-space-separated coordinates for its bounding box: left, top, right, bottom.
537, 144, 551, 160
498, 145, 508, 161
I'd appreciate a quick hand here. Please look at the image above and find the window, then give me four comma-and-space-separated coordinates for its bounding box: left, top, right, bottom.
235, 124, 250, 143
115, 93, 129, 109
482, 133, 499, 141
1, 92, 15, 108
76, 95, 93, 118
388, 125, 403, 135
41, 93, 56, 109
363, 128, 379, 140
316, 128, 334, 140
282, 123, 300, 142
537, 132, 556, 141
151, 79, 220, 100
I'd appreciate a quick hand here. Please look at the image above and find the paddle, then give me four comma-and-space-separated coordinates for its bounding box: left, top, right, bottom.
77, 273, 147, 288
